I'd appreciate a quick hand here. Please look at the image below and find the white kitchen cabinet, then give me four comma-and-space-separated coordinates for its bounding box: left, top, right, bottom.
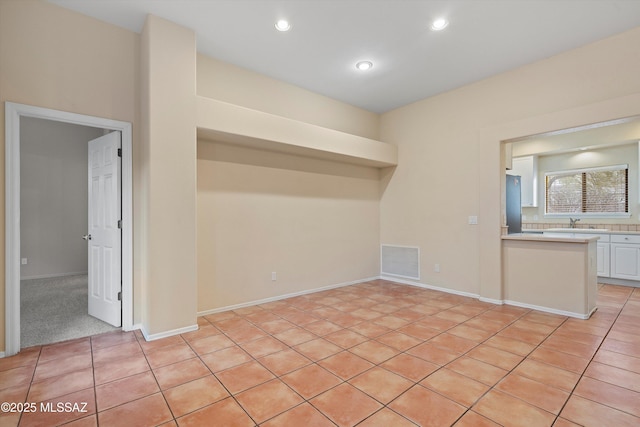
507, 156, 537, 207
610, 234, 640, 280
596, 242, 610, 277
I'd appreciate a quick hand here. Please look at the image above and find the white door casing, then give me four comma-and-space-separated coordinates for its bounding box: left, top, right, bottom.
5, 102, 133, 357
88, 132, 122, 327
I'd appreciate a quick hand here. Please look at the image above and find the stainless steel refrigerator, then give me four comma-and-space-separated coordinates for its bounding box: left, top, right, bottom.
506, 175, 522, 234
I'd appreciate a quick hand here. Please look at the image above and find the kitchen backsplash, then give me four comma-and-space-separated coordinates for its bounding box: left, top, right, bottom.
522, 222, 640, 231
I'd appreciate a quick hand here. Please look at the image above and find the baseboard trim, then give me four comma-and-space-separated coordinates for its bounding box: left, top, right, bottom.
0, 352, 5, 358
597, 277, 640, 288
198, 275, 600, 323
479, 297, 504, 305
128, 323, 143, 332
379, 275, 480, 299
379, 277, 597, 318
20, 271, 88, 280
503, 299, 595, 319
140, 324, 198, 342
197, 276, 380, 317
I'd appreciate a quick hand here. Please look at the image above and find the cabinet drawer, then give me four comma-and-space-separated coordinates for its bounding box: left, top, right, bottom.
611, 234, 640, 244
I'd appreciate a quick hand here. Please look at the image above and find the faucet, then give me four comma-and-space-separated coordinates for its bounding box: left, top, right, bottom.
569, 218, 580, 228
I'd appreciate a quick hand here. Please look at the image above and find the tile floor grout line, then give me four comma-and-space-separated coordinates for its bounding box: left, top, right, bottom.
377, 298, 581, 425
195, 314, 350, 426
295, 284, 612, 425
551, 286, 636, 422
206, 319, 365, 427
180, 329, 260, 426
214, 287, 534, 426
146, 339, 179, 426
93, 333, 161, 424
17, 346, 42, 427
483, 298, 631, 424
483, 313, 573, 426
89, 336, 99, 426
200, 291, 445, 426
301, 294, 521, 425
390, 312, 524, 426
8, 282, 640, 426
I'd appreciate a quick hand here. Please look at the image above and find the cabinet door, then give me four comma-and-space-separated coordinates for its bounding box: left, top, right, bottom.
507, 156, 537, 207
596, 242, 610, 277
610, 243, 640, 280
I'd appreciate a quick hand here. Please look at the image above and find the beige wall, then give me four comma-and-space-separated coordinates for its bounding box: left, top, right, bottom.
0, 0, 140, 352
20, 117, 104, 279
380, 26, 640, 299
197, 141, 381, 312
195, 31, 385, 314
0, 0, 382, 352
140, 15, 197, 336
5, 0, 640, 352
197, 55, 380, 140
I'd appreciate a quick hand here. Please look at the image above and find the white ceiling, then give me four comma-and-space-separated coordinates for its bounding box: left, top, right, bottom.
48, 0, 640, 113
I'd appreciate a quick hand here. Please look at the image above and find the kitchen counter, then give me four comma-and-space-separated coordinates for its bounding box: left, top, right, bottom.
503, 233, 600, 244
522, 228, 640, 236
525, 229, 640, 285
502, 235, 597, 319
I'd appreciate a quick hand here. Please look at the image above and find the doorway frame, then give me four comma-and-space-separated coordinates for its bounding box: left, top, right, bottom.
5, 102, 133, 357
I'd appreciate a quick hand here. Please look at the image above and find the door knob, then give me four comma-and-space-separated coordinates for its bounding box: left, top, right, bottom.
82, 234, 92, 241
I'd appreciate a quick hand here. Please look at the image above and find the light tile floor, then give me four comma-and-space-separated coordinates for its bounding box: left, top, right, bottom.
1, 280, 639, 426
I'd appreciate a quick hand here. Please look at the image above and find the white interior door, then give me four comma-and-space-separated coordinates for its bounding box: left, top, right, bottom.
87, 132, 122, 326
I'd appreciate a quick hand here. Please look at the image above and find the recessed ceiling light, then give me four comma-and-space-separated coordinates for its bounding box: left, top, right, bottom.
275, 19, 291, 32
356, 61, 373, 71
431, 18, 449, 31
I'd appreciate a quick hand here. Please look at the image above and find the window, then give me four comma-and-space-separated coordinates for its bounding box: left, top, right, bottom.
545, 165, 628, 216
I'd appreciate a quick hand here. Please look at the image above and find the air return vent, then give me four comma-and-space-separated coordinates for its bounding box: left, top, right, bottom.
381, 245, 420, 280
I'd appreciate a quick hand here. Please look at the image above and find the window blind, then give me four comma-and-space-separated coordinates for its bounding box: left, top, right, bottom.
545, 165, 628, 214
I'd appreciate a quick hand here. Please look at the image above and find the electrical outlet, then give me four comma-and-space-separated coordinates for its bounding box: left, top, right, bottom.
468, 216, 478, 225
21, 258, 27, 265
271, 272, 277, 281
434, 263, 440, 273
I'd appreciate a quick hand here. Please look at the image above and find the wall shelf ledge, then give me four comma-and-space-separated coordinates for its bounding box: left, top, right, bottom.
196, 96, 397, 168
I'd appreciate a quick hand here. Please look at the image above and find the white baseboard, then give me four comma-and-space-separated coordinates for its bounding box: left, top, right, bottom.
196, 274, 599, 326
379, 275, 480, 299
479, 297, 504, 305
0, 352, 5, 358
21, 271, 88, 280
197, 276, 380, 317
128, 323, 143, 332
140, 323, 199, 342
380, 276, 597, 318
597, 277, 640, 288
504, 299, 595, 319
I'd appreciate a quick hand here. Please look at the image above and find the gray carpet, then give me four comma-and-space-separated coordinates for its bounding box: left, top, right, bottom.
21, 274, 119, 348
